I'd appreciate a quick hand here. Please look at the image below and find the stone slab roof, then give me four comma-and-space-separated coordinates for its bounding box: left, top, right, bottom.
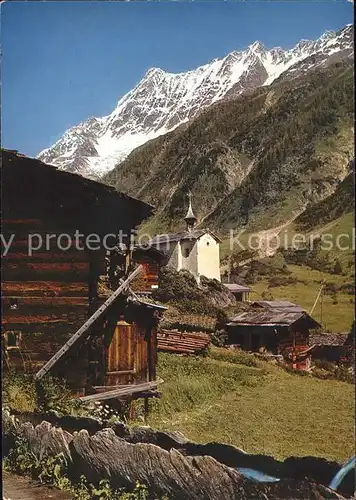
251, 301, 305, 313
224, 284, 251, 293
309, 332, 349, 346
227, 310, 320, 329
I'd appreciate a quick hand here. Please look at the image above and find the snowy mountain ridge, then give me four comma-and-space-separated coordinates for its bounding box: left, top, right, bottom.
37, 24, 353, 179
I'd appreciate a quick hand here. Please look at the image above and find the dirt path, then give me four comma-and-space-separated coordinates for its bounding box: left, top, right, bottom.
238, 209, 307, 266
2, 471, 73, 500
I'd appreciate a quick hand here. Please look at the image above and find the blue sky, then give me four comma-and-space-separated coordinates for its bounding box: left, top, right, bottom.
1, 1, 353, 157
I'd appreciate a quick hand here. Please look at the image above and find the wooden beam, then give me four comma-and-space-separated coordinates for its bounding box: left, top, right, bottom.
93, 385, 133, 391
35, 265, 143, 380
4, 239, 85, 251
2, 316, 74, 325
77, 378, 163, 403
1, 321, 84, 333
106, 369, 136, 375
2, 297, 89, 307
3, 262, 90, 281
2, 281, 88, 297
2, 218, 42, 225
4, 252, 88, 262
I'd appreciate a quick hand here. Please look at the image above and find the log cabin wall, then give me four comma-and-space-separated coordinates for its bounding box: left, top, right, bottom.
277, 328, 307, 353
130, 261, 160, 292
227, 326, 280, 352
277, 323, 309, 353
1, 149, 153, 390
227, 325, 310, 355
312, 345, 347, 362
130, 247, 165, 292
2, 218, 95, 378
278, 327, 311, 370
142, 261, 160, 291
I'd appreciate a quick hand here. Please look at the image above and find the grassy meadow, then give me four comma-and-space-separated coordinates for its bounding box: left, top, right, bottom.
147, 348, 355, 462
4, 349, 354, 465
276, 212, 354, 269
219, 209, 354, 332
250, 264, 354, 332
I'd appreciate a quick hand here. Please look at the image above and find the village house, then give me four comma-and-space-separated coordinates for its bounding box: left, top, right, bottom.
224, 283, 252, 302
226, 308, 320, 370
2, 149, 166, 402
147, 193, 221, 283
309, 332, 350, 363
228, 300, 354, 369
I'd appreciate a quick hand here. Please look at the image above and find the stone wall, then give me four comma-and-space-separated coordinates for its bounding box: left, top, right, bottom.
3, 410, 354, 499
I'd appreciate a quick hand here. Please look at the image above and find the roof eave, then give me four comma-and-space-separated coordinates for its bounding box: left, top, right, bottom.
2, 148, 155, 219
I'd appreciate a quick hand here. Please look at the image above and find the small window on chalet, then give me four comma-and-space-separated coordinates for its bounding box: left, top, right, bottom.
206, 241, 210, 246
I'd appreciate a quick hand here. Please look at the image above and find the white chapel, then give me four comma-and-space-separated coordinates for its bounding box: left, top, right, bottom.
147, 194, 221, 282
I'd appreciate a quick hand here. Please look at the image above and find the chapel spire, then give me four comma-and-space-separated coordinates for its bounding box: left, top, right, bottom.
184, 191, 197, 232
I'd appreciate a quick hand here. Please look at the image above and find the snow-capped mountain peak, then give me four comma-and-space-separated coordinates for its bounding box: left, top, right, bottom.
248, 41, 266, 54
37, 24, 353, 180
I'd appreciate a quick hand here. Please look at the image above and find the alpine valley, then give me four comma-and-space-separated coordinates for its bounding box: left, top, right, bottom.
38, 25, 353, 181
38, 24, 354, 239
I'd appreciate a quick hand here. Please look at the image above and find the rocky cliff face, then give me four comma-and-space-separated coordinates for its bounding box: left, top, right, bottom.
37, 25, 353, 180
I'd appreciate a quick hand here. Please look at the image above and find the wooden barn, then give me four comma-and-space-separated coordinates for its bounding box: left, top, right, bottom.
226, 310, 320, 370
224, 283, 251, 302
1, 149, 166, 399
309, 332, 349, 363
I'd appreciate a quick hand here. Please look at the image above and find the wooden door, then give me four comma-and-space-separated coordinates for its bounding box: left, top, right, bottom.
105, 320, 137, 386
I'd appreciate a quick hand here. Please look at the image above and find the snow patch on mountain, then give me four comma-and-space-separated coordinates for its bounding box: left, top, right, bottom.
37, 24, 353, 179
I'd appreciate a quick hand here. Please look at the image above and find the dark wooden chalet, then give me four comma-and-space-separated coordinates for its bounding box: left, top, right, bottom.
226, 310, 320, 370
1, 149, 166, 397
309, 332, 349, 363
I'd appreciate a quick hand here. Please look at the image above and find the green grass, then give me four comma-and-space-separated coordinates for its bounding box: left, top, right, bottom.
148, 350, 264, 421
278, 212, 354, 269
251, 264, 354, 332
2, 371, 87, 416
312, 212, 354, 268
2, 371, 38, 413
147, 349, 354, 462
221, 211, 354, 264
220, 207, 354, 332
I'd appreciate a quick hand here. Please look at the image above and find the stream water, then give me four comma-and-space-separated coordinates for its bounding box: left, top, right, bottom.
236, 455, 355, 493
235, 467, 280, 483
329, 456, 355, 491
3, 457, 355, 497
